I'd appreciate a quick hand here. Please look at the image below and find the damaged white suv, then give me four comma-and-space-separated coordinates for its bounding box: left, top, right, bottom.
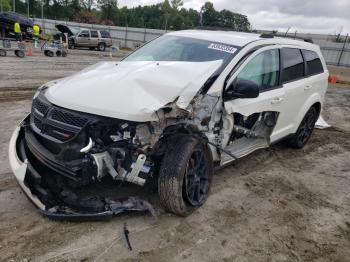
9, 30, 328, 220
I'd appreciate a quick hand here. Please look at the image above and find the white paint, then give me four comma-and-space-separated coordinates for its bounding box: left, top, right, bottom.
45, 60, 222, 122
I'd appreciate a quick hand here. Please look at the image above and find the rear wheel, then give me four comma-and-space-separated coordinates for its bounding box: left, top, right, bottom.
44, 50, 54, 57
0, 49, 6, 56
14, 50, 25, 58
97, 42, 106, 51
287, 107, 317, 148
56, 50, 62, 57
158, 136, 213, 216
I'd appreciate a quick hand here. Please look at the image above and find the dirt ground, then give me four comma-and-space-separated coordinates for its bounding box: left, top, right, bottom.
0, 49, 350, 262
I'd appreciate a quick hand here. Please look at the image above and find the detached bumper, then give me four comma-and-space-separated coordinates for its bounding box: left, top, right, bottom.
8, 118, 155, 221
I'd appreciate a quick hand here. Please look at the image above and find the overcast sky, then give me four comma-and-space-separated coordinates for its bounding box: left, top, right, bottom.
118, 0, 350, 34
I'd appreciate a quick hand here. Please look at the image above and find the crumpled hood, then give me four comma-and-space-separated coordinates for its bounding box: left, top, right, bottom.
45, 60, 222, 122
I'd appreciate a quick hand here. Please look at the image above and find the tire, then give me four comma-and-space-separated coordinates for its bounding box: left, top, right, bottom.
158, 135, 213, 216
0, 49, 6, 57
287, 107, 318, 149
69, 40, 75, 49
97, 42, 106, 51
56, 50, 62, 57
14, 50, 25, 58
44, 50, 54, 57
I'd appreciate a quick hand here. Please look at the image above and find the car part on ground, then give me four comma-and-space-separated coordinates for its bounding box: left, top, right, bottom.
9, 30, 329, 220
121, 222, 133, 251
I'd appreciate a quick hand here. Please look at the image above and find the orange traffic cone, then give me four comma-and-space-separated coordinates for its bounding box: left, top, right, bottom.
26, 43, 33, 56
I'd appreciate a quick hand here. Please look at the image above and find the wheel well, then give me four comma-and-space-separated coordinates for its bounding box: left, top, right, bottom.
311, 102, 321, 118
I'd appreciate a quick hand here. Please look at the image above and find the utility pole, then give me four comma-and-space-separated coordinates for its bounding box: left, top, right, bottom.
27, 0, 29, 17
13, 0, 15, 12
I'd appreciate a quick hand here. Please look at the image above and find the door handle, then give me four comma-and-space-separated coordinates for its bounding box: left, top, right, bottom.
304, 85, 312, 90
271, 97, 284, 104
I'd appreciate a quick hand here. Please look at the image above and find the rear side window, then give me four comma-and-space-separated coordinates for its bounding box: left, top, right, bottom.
91, 30, 98, 38
100, 31, 110, 38
281, 48, 304, 83
302, 50, 324, 75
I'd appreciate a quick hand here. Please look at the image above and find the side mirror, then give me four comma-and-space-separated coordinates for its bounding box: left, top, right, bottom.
224, 79, 260, 101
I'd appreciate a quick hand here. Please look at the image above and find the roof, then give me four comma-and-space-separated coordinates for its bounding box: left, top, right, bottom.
168, 30, 262, 47
167, 30, 318, 50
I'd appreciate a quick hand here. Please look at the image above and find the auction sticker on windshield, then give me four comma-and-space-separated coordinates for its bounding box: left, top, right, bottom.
208, 43, 237, 54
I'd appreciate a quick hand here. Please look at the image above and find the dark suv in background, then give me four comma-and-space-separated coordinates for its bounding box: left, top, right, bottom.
0, 11, 34, 39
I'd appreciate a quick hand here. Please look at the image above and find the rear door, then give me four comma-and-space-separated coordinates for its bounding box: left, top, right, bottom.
272, 47, 309, 141
90, 30, 99, 46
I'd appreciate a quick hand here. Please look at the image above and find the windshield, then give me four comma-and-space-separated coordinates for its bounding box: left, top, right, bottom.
124, 35, 237, 63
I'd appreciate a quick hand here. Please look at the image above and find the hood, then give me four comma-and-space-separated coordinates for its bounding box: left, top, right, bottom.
45, 60, 222, 122
55, 24, 81, 36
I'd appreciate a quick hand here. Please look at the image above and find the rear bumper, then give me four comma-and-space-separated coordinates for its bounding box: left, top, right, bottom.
8, 116, 155, 221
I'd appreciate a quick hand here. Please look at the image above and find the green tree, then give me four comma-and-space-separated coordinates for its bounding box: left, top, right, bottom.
170, 0, 183, 10
1, 0, 12, 11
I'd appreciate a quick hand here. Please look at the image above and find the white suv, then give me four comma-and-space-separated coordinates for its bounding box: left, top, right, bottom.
9, 30, 328, 220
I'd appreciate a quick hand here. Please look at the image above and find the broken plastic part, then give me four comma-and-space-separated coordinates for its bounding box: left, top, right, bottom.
121, 222, 132, 251
39, 197, 156, 221
80, 137, 94, 153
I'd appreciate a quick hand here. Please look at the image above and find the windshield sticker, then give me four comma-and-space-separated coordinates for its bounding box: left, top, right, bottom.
208, 43, 237, 54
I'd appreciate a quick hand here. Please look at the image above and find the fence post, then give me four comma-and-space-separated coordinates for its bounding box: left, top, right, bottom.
337, 33, 349, 66
143, 27, 146, 43
124, 26, 128, 48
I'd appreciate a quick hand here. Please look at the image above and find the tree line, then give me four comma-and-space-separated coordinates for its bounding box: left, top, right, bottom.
1, 0, 251, 31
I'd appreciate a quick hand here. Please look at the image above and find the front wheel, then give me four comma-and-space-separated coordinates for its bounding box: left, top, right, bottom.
158, 136, 213, 216
97, 42, 106, 51
287, 107, 318, 148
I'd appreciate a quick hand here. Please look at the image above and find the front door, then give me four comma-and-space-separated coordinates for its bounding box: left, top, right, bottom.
224, 46, 287, 139
76, 30, 90, 46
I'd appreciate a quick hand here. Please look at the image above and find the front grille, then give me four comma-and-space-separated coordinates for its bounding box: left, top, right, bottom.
31, 97, 92, 142
33, 116, 42, 130
51, 109, 88, 127
33, 99, 49, 115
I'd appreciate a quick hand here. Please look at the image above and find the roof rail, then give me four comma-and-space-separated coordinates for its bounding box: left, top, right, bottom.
275, 34, 314, 43
193, 26, 236, 32
260, 33, 274, 39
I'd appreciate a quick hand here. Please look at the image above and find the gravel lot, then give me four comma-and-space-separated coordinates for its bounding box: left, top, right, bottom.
0, 50, 350, 261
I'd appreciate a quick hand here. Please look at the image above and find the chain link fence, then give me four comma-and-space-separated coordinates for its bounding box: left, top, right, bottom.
33, 18, 350, 67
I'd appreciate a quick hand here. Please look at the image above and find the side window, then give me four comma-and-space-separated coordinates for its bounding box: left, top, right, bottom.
235, 49, 280, 92
90, 30, 98, 38
100, 31, 110, 38
302, 49, 324, 76
79, 30, 90, 38
281, 48, 304, 83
